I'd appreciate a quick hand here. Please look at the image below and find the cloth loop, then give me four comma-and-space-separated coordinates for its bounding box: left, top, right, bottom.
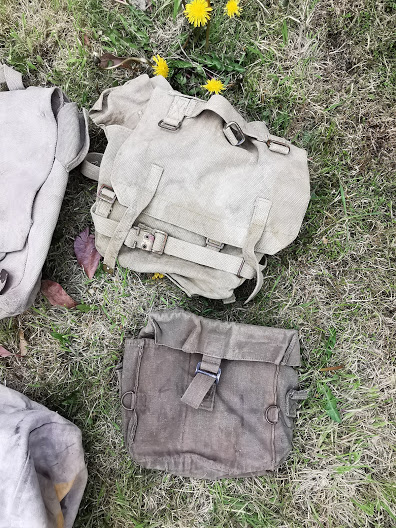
181, 355, 222, 410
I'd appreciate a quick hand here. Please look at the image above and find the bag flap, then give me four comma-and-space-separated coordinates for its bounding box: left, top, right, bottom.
139, 309, 301, 366
104, 80, 310, 255
0, 86, 59, 253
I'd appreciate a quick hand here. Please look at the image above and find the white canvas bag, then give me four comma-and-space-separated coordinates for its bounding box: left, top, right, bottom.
0, 64, 89, 319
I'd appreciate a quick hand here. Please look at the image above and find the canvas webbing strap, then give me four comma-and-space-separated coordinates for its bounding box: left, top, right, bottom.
0, 64, 24, 91
81, 152, 103, 181
91, 212, 256, 279
159, 95, 198, 130
102, 164, 164, 272
285, 389, 309, 418
161, 93, 290, 154
181, 355, 222, 410
243, 198, 272, 303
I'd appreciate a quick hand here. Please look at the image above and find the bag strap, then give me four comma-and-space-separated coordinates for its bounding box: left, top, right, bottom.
159, 93, 291, 154
80, 152, 102, 181
181, 355, 222, 410
0, 64, 24, 91
91, 213, 256, 280
102, 164, 164, 273
242, 197, 272, 303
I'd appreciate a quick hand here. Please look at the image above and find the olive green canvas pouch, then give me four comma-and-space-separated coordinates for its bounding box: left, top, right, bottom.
118, 309, 308, 479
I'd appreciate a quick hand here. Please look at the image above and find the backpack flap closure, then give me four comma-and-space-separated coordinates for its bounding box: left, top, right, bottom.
0, 86, 59, 255
140, 309, 301, 366
106, 81, 310, 256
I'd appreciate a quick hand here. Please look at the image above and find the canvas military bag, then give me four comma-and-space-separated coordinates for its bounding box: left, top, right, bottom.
117, 309, 308, 479
0, 64, 89, 319
0, 384, 87, 528
82, 74, 310, 303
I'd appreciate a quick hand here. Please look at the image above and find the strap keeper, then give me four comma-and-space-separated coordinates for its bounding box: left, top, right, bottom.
151, 230, 168, 254
206, 238, 224, 251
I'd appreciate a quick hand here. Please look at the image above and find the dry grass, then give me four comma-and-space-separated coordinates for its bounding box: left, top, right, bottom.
0, 0, 395, 526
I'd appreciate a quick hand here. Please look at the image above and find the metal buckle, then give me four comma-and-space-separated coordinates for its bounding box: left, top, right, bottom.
266, 138, 290, 154
223, 121, 245, 146
195, 362, 222, 384
158, 119, 182, 131
97, 184, 116, 204
206, 238, 224, 251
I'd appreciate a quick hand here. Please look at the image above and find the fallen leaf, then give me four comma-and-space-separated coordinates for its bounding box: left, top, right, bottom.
19, 329, 28, 357
83, 33, 90, 46
0, 345, 12, 358
41, 280, 77, 308
319, 382, 341, 423
74, 227, 101, 279
98, 53, 148, 70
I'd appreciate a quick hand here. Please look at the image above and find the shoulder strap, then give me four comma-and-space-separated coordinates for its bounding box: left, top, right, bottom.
0, 64, 24, 91
160, 92, 291, 154
80, 152, 103, 181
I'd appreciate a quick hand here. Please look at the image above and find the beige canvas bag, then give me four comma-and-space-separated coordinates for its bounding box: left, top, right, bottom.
0, 384, 87, 528
83, 74, 310, 303
0, 64, 89, 319
118, 309, 308, 479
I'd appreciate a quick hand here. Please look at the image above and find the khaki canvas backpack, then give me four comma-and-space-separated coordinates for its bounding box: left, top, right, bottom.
0, 64, 89, 319
83, 74, 310, 303
118, 309, 308, 479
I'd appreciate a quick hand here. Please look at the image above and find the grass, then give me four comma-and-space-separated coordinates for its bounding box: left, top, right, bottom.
0, 0, 395, 526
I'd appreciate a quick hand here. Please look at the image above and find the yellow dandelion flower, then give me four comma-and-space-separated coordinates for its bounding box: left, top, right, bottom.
184, 0, 212, 28
152, 273, 164, 280
202, 78, 225, 94
225, 0, 241, 18
152, 55, 169, 78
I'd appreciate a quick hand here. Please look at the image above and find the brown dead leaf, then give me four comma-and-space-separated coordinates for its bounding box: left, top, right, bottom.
19, 329, 28, 357
98, 53, 148, 70
0, 345, 13, 358
319, 365, 344, 372
83, 33, 90, 46
41, 280, 77, 308
74, 227, 101, 279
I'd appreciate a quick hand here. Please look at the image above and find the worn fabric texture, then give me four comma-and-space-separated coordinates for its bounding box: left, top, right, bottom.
84, 74, 310, 302
0, 384, 87, 528
118, 309, 308, 479
0, 63, 89, 319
